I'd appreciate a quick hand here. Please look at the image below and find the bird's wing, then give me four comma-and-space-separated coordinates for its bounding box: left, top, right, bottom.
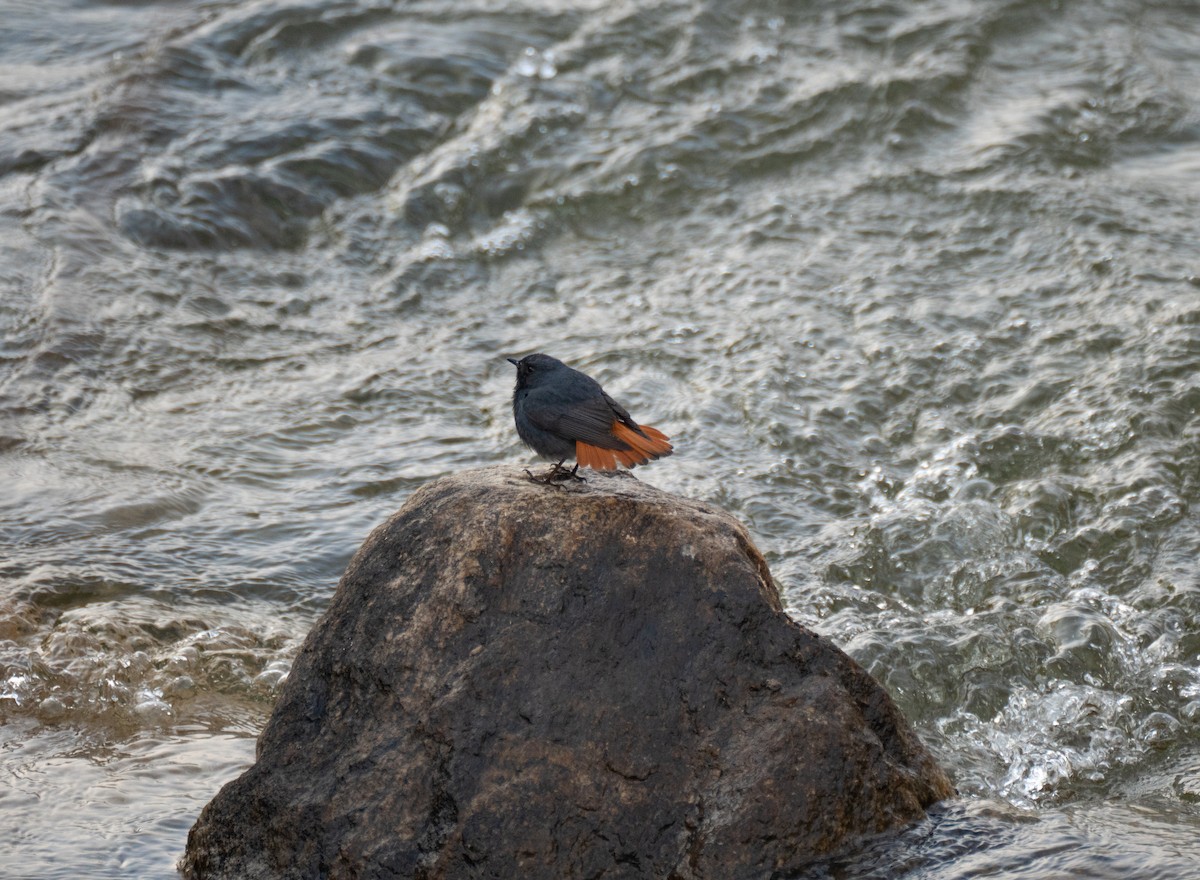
601, 391, 643, 433
525, 394, 632, 450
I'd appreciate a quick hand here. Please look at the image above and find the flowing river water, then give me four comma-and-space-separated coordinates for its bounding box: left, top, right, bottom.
3, 0, 1200, 877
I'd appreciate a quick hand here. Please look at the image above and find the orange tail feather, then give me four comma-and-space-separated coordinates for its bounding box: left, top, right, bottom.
609, 421, 674, 468
576, 441, 617, 471
614, 448, 639, 468
576, 423, 673, 471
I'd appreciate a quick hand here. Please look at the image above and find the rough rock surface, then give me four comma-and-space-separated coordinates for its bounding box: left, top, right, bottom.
182, 465, 953, 879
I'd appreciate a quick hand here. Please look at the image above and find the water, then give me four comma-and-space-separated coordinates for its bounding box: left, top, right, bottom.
2, 0, 1199, 876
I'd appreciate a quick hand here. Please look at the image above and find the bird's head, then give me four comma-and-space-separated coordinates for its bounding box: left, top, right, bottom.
507, 353, 566, 390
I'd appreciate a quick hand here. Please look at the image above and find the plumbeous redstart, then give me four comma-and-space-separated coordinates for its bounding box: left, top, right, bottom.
508, 354, 673, 476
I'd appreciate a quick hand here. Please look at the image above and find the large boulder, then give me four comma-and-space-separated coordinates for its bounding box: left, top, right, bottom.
182, 465, 952, 879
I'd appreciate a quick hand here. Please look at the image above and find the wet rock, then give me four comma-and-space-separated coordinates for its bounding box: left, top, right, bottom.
181, 465, 952, 879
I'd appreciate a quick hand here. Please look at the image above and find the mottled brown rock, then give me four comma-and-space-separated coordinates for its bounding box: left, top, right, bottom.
182, 465, 952, 879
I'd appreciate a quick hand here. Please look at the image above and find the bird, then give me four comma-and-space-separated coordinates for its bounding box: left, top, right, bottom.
508, 353, 673, 481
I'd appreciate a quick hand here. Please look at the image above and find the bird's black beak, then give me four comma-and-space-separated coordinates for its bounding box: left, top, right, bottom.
506, 357, 520, 367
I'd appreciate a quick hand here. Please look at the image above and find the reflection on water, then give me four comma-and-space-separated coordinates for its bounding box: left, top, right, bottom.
1, 720, 254, 880
797, 797, 1200, 879
3, 0, 1200, 876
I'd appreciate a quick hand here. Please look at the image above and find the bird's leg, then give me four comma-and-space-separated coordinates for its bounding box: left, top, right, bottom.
524, 464, 554, 483
524, 459, 586, 485
549, 460, 586, 482
525, 459, 570, 484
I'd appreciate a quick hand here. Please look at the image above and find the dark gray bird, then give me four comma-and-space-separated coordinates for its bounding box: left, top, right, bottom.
508, 353, 673, 479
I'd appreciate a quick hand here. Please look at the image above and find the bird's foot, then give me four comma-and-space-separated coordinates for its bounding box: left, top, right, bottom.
525, 462, 586, 484
554, 462, 586, 482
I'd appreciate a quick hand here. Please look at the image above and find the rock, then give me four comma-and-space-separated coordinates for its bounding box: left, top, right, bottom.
181, 465, 952, 879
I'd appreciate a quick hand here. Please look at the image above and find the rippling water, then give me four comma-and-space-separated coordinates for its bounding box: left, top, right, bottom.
3, 0, 1200, 876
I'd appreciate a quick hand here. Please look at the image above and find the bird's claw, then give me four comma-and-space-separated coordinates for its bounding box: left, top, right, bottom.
558, 463, 586, 482
524, 462, 586, 485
